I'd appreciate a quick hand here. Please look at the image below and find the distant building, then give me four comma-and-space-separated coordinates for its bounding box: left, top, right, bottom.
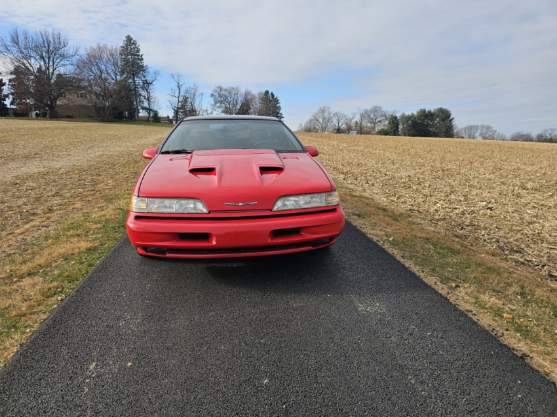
56, 92, 96, 119
12, 91, 96, 119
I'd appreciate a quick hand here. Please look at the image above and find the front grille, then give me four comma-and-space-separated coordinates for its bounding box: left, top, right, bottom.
272, 227, 301, 238
178, 232, 210, 241
142, 238, 333, 256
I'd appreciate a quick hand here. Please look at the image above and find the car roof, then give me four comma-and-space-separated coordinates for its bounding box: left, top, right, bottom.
182, 115, 280, 121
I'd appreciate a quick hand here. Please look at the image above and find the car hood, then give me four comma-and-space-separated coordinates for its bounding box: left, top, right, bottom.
138, 149, 333, 211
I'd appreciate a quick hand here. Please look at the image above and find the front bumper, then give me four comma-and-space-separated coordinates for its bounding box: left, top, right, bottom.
126, 206, 345, 259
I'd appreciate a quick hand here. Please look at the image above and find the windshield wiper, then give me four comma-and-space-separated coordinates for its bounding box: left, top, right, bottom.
160, 149, 193, 154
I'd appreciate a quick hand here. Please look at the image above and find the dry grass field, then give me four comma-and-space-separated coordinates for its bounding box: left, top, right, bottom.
300, 133, 557, 278
299, 132, 557, 379
0, 119, 169, 364
0, 120, 555, 382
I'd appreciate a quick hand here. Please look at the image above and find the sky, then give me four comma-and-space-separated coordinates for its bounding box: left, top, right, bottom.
0, 0, 556, 134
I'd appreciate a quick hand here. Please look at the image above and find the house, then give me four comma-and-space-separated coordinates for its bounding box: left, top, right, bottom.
56, 92, 96, 119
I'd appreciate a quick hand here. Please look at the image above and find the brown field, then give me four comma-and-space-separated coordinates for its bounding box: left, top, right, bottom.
0, 119, 168, 260
0, 120, 555, 382
299, 133, 557, 278
0, 119, 169, 364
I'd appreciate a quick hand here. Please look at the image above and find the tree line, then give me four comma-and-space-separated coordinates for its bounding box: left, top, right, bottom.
303, 106, 557, 143
0, 30, 150, 120
167, 78, 283, 122
0, 28, 284, 122
303, 105, 455, 138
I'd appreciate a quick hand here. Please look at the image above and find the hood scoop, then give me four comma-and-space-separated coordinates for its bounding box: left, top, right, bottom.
188, 152, 217, 175
188, 150, 285, 176
259, 165, 284, 174
186, 150, 286, 202
189, 166, 216, 175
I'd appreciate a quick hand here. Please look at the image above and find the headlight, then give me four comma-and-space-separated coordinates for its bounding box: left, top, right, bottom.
131, 196, 208, 213
273, 191, 339, 211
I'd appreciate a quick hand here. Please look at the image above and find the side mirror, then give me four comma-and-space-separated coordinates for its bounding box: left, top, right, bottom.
304, 145, 319, 157
142, 147, 157, 159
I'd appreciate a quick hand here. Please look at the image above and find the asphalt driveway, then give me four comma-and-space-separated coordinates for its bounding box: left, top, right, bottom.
1, 223, 556, 416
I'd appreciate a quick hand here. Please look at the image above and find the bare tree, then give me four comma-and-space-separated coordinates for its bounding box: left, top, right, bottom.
332, 111, 348, 133
141, 70, 158, 121
210, 86, 241, 114
168, 73, 185, 122
304, 110, 353, 133
456, 125, 480, 139
302, 119, 317, 132
536, 128, 557, 143
74, 44, 121, 120
366, 105, 387, 133
344, 114, 355, 133
309, 106, 333, 133
357, 109, 367, 134
477, 124, 498, 140
457, 124, 502, 140
179, 84, 203, 118
0, 29, 77, 117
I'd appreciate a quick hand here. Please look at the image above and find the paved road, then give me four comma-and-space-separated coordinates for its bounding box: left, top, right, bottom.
1, 224, 556, 416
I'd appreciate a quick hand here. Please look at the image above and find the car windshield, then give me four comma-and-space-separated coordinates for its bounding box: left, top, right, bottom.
161, 119, 304, 153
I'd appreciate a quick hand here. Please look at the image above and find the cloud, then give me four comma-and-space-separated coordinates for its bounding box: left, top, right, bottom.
0, 0, 556, 133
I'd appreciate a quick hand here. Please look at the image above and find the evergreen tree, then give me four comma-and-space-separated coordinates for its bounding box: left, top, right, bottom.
152, 109, 161, 123
8, 65, 33, 114
257, 90, 272, 116
385, 114, 399, 135
432, 107, 454, 137
111, 79, 134, 120
237, 97, 251, 115
399, 113, 426, 136
237, 90, 256, 115
270, 92, 283, 119
119, 35, 146, 119
257, 90, 283, 119
413, 109, 436, 136
399, 108, 454, 137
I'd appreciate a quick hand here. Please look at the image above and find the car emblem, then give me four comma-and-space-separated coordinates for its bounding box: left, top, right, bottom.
224, 201, 258, 207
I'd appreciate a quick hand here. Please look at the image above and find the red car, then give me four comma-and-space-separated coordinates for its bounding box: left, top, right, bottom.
126, 116, 345, 258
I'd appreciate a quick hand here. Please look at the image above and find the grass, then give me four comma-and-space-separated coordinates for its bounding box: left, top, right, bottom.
300, 132, 557, 381
0, 197, 129, 362
0, 119, 170, 365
